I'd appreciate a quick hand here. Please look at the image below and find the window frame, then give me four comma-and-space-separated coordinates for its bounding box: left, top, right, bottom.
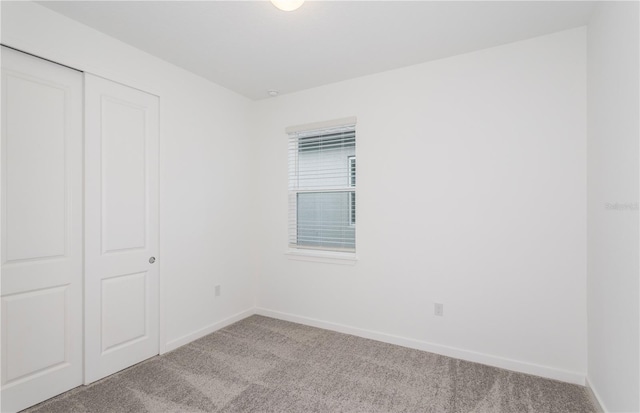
286, 120, 357, 258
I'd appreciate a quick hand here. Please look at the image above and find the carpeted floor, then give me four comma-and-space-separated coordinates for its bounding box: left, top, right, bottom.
24, 315, 596, 413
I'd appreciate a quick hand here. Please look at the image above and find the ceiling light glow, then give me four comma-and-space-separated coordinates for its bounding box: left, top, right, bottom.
270, 0, 304, 12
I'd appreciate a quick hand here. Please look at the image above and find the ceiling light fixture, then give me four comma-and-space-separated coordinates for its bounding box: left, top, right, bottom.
270, 0, 304, 12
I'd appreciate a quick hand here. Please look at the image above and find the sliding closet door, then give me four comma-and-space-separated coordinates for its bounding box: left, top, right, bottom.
1, 47, 83, 412
84, 74, 159, 384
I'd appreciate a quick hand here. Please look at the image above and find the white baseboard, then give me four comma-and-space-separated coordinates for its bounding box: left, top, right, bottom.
255, 307, 586, 385
163, 308, 255, 352
162, 306, 586, 386
585, 377, 607, 413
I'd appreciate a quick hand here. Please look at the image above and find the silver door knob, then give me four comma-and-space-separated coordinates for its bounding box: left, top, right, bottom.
149, 257, 156, 264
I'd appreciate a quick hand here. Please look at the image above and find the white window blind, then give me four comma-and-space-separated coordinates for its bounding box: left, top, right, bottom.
288, 123, 356, 252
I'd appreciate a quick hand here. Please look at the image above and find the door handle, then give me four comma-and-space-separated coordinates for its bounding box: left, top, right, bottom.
149, 257, 156, 264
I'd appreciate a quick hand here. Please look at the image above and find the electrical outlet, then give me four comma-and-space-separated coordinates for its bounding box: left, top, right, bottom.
434, 303, 444, 316
214, 285, 221, 297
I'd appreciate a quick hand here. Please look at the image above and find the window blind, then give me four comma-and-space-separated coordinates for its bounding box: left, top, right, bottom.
288, 124, 356, 252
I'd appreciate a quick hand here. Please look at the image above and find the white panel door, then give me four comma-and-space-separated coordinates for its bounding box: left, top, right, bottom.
1, 47, 83, 412
84, 74, 159, 384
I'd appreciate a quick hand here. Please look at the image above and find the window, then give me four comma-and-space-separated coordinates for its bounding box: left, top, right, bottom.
288, 121, 356, 252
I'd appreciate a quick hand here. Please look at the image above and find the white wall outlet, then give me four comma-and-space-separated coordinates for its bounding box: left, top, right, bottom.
214, 285, 221, 297
434, 303, 444, 316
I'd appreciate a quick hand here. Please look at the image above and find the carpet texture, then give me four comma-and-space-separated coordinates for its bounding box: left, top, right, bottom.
24, 315, 595, 413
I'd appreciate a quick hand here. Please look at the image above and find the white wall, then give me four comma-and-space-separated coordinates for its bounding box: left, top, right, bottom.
1, 2, 256, 351
253, 28, 588, 384
587, 2, 640, 412
8, 2, 628, 399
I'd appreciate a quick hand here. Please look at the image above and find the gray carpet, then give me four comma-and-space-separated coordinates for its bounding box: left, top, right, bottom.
24, 315, 596, 413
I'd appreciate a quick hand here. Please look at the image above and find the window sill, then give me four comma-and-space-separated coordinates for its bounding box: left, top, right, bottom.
285, 249, 358, 265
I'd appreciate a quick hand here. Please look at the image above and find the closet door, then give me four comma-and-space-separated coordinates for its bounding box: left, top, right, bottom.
1, 47, 83, 412
84, 74, 159, 384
